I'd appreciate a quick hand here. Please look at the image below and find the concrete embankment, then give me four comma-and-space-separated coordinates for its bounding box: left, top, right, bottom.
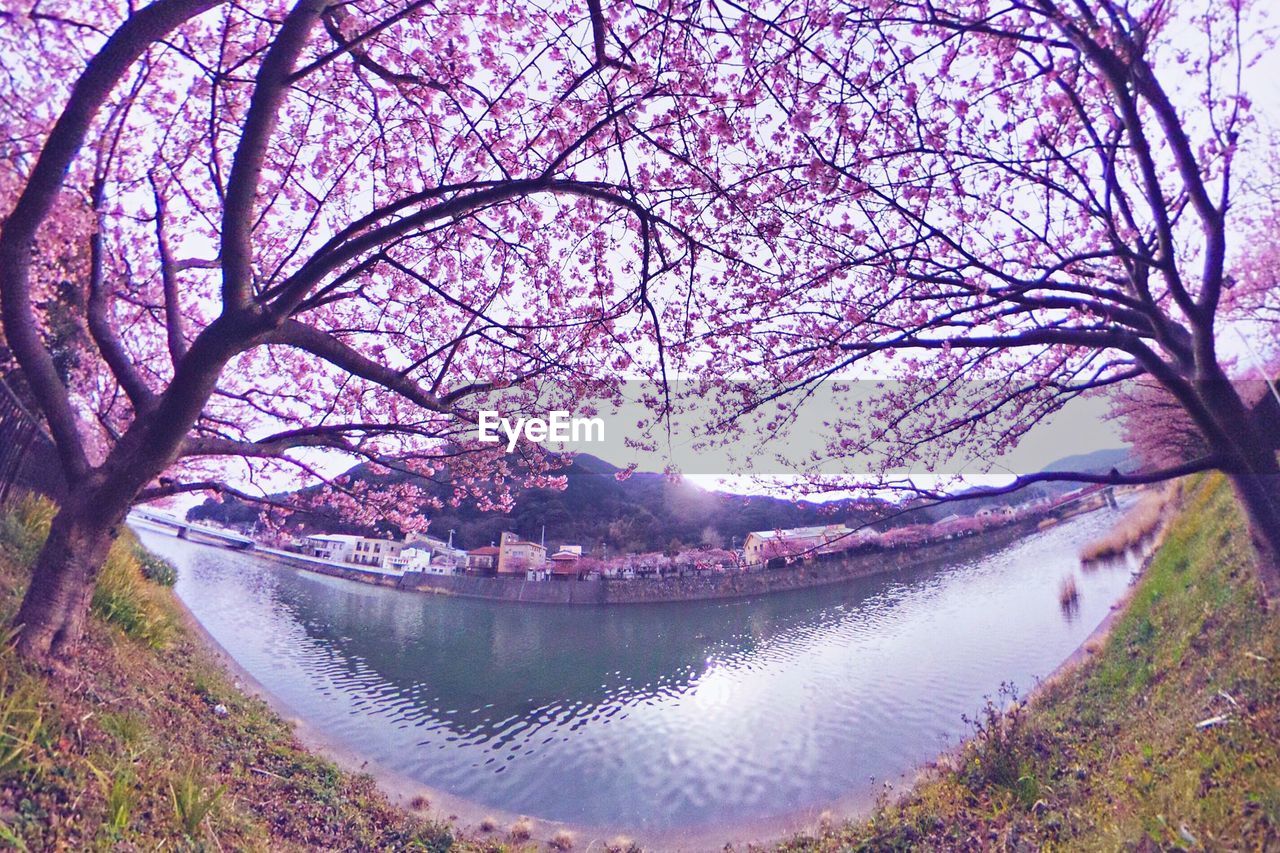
256, 519, 1044, 605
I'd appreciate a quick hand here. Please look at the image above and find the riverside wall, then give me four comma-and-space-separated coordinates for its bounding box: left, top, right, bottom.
255, 548, 406, 588
254, 517, 1049, 605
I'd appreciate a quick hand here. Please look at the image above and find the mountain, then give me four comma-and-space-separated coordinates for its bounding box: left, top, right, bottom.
1038, 447, 1134, 475
186, 448, 1136, 554
187, 453, 885, 554
879, 447, 1136, 525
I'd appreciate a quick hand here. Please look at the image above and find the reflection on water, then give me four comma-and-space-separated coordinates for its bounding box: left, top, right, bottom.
138, 506, 1134, 833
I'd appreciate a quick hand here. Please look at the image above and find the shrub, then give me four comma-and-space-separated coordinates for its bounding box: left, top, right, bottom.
87, 762, 137, 836
0, 493, 56, 566
92, 536, 175, 648
508, 818, 533, 842
605, 838, 641, 853
97, 711, 148, 754
134, 549, 177, 587
960, 684, 1041, 807
168, 762, 225, 838
416, 825, 454, 853
0, 629, 46, 781
1059, 575, 1079, 610
1080, 491, 1169, 563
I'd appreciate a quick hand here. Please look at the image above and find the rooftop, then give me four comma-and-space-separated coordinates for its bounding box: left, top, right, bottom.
747, 525, 846, 540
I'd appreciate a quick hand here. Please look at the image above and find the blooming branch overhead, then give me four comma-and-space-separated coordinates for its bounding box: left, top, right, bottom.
3, 0, 1280, 663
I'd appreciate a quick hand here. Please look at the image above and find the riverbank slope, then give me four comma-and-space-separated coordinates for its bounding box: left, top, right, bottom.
2, 476, 1275, 850
0, 495, 466, 851
778, 473, 1280, 850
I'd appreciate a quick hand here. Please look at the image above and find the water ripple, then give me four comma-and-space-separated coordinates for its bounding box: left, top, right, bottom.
142, 504, 1135, 832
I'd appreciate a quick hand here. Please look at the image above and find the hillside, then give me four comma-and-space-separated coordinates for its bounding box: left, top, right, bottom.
188, 453, 885, 553
0, 496, 462, 851
1037, 446, 1134, 475
187, 449, 1132, 553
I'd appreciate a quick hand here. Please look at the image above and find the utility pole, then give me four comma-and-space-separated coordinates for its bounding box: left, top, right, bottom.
447, 528, 455, 548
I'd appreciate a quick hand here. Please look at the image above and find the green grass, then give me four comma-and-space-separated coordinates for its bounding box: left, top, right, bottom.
89, 534, 177, 649
779, 474, 1280, 851
0, 494, 468, 851
0, 492, 176, 648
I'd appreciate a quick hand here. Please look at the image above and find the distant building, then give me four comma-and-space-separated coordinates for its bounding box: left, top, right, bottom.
549, 545, 584, 578
742, 524, 848, 566
388, 545, 439, 574
301, 534, 404, 567
466, 545, 501, 573
394, 536, 466, 572
497, 531, 547, 574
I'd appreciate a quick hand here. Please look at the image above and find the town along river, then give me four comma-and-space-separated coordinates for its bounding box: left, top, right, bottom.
136, 505, 1138, 839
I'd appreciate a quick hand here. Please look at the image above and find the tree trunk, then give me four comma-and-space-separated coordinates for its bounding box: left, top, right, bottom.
14, 493, 124, 663
1189, 377, 1280, 606
1226, 464, 1280, 607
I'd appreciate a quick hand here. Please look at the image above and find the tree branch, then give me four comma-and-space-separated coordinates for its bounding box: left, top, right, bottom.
0, 0, 222, 478
149, 173, 189, 363
220, 0, 327, 309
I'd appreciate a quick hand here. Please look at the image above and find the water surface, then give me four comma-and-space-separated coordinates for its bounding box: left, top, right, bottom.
137, 507, 1135, 834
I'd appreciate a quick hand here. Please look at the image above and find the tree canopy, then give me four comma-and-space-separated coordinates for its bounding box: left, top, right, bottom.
2, 0, 1280, 661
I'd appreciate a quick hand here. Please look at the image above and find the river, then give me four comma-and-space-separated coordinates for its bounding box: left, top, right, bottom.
135, 504, 1136, 838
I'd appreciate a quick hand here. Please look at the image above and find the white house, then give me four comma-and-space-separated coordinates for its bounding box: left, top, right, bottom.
300, 534, 358, 562
301, 534, 404, 567
742, 525, 848, 566
389, 545, 433, 571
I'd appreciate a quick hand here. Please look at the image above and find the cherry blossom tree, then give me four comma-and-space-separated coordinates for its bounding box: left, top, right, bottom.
1108, 378, 1208, 470
682, 0, 1280, 604
0, 0, 789, 662
7, 0, 1280, 669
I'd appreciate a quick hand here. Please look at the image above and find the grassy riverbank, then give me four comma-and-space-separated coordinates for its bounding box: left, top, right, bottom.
780, 474, 1280, 851
0, 495, 462, 850
2, 478, 1277, 850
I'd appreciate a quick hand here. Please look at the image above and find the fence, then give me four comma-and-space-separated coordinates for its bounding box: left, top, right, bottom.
0, 374, 66, 504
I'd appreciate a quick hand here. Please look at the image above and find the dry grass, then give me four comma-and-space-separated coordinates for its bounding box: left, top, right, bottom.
549, 828, 575, 849
508, 817, 533, 842
1079, 489, 1169, 563
1058, 575, 1079, 609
